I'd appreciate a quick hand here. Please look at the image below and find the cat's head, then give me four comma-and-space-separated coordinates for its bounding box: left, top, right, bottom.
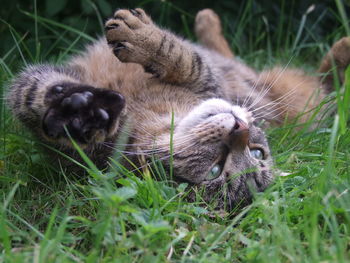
157, 98, 274, 210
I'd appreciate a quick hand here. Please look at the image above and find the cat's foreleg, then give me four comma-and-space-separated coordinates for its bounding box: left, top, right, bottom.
105, 8, 223, 96
7, 65, 125, 150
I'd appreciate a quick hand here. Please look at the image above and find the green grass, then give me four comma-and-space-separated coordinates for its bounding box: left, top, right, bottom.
1, 1, 350, 262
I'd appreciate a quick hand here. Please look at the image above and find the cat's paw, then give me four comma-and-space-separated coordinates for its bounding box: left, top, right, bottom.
195, 9, 222, 37
105, 9, 160, 65
43, 84, 125, 145
328, 37, 350, 76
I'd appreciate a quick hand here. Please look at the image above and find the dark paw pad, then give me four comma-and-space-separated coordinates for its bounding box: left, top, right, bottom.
43, 84, 125, 144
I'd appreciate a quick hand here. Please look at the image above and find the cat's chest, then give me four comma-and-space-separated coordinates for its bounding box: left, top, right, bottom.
126, 81, 202, 115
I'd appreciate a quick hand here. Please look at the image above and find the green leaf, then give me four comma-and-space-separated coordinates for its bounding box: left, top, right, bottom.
340, 65, 350, 135
143, 221, 171, 234
111, 187, 137, 203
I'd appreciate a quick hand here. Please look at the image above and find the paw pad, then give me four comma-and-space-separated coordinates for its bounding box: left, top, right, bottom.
61, 92, 92, 110
43, 85, 125, 144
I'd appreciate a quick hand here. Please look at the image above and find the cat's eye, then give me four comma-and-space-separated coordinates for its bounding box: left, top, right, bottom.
207, 164, 222, 180
250, 148, 264, 160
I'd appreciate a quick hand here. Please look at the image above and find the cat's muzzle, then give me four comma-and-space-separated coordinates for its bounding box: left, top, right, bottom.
225, 118, 249, 150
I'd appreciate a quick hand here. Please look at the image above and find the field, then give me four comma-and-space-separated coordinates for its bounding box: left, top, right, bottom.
1, 1, 350, 262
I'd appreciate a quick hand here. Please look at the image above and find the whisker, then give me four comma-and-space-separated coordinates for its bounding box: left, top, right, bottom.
101, 133, 198, 156
255, 106, 292, 122
245, 68, 273, 110
253, 103, 291, 120
129, 141, 199, 173
242, 73, 264, 108
251, 88, 298, 114
254, 76, 311, 115
248, 58, 295, 111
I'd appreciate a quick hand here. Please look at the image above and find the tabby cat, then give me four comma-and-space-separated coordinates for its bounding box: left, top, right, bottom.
6, 8, 350, 210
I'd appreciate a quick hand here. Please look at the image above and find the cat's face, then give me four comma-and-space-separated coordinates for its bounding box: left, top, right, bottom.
159, 99, 273, 210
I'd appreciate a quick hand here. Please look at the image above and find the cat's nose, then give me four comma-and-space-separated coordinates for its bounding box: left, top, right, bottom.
233, 118, 248, 132
226, 118, 249, 149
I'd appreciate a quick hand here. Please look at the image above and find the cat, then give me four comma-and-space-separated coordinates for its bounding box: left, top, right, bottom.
6, 8, 350, 210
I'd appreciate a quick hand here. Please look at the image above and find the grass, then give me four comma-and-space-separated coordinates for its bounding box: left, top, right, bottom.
1, 0, 350, 262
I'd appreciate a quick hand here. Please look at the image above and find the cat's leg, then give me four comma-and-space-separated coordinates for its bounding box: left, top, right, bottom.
318, 37, 350, 93
105, 8, 223, 96
7, 65, 125, 155
194, 9, 234, 58
256, 37, 350, 124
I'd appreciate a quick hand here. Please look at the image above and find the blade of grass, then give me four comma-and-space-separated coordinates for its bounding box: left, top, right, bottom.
335, 0, 350, 36
21, 10, 94, 42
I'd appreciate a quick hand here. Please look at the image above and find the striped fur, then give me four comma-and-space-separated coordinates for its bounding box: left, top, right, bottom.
6, 8, 350, 209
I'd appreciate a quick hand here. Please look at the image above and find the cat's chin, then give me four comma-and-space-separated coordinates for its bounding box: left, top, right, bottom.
197, 168, 273, 210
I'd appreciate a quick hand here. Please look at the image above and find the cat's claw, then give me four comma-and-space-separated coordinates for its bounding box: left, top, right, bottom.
43, 84, 125, 144
105, 8, 156, 64
113, 8, 152, 26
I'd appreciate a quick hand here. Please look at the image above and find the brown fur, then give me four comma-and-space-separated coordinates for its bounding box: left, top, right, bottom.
318, 37, 350, 92
6, 8, 350, 209
195, 9, 234, 58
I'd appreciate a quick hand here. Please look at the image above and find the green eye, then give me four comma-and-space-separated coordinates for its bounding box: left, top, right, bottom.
250, 149, 264, 160
207, 164, 222, 180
